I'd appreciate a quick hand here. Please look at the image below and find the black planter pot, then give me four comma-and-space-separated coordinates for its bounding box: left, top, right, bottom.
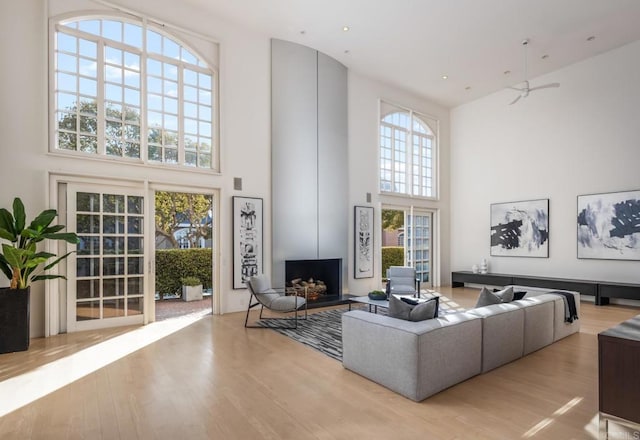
0, 287, 30, 354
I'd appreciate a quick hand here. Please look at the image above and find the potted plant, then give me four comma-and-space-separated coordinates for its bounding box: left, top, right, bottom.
368, 289, 387, 300
181, 276, 203, 302
0, 197, 79, 353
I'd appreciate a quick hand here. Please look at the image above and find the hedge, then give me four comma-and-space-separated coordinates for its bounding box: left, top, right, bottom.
156, 248, 212, 298
381, 246, 404, 279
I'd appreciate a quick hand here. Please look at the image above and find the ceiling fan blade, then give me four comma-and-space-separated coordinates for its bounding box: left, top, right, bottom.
509, 95, 522, 105
529, 82, 560, 92
508, 80, 530, 92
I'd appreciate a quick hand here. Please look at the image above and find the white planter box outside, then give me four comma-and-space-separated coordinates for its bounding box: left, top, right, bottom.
182, 285, 203, 302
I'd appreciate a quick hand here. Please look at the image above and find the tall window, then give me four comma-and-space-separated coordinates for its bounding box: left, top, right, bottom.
52, 15, 217, 170
381, 208, 433, 285
379, 102, 437, 198
405, 212, 431, 283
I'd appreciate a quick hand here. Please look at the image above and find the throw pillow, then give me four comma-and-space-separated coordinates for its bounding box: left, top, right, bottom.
400, 297, 420, 305
493, 286, 514, 302
389, 295, 438, 321
475, 286, 514, 307
494, 288, 527, 301
475, 287, 502, 307
514, 290, 527, 300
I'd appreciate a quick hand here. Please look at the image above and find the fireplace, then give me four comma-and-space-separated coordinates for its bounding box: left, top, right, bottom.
285, 258, 342, 304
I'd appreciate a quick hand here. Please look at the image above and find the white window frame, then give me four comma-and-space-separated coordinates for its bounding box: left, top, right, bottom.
380, 203, 441, 288
49, 12, 219, 172
378, 100, 439, 200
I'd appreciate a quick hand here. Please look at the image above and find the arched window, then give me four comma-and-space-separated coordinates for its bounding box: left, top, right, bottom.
379, 103, 437, 197
52, 15, 217, 170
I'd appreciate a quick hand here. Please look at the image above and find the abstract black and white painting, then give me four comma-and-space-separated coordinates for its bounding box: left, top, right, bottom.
577, 190, 640, 260
233, 196, 263, 289
354, 206, 374, 278
490, 199, 549, 257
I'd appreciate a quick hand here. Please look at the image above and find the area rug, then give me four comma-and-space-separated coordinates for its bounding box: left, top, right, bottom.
258, 295, 466, 362
258, 308, 350, 361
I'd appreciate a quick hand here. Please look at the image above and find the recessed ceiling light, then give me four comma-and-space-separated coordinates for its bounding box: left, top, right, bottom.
442, 75, 448, 80
503, 70, 511, 75
587, 36, 596, 41
541, 54, 549, 59
343, 26, 350, 32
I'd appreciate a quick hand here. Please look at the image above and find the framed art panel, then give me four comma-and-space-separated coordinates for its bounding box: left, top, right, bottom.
233, 196, 263, 289
354, 205, 374, 278
490, 198, 549, 257
577, 189, 640, 260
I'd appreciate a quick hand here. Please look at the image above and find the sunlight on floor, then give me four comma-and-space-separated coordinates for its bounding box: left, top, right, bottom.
0, 310, 209, 418
522, 397, 583, 438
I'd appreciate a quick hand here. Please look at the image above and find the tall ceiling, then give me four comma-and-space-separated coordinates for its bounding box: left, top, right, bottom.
182, 0, 640, 108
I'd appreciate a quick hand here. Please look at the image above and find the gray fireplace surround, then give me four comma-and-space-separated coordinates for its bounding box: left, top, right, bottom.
271, 39, 349, 290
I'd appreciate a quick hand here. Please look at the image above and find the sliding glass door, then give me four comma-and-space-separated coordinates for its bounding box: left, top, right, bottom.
381, 207, 433, 287
406, 210, 432, 284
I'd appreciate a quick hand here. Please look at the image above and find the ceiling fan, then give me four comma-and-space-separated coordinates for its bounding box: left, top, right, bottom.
508, 39, 560, 105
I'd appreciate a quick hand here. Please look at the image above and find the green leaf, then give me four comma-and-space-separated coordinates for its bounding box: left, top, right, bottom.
42, 232, 80, 244
0, 227, 16, 242
0, 208, 16, 236
28, 210, 57, 231
0, 200, 79, 288
12, 198, 26, 233
43, 251, 74, 270
24, 256, 50, 268
0, 254, 12, 279
44, 225, 65, 234
21, 228, 40, 239
2, 244, 24, 269
32, 251, 56, 260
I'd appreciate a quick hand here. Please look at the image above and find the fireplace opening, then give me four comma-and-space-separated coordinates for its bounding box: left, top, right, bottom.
285, 258, 342, 304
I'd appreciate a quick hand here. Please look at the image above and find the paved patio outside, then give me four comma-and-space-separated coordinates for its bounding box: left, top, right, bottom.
155, 297, 212, 321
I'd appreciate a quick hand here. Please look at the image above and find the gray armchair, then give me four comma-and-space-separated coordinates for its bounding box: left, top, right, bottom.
244, 274, 308, 328
386, 266, 420, 297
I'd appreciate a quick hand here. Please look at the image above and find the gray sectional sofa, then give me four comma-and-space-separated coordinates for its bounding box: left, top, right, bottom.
341, 285, 580, 401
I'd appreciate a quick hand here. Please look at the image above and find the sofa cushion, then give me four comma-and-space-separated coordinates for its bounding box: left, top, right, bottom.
389, 295, 438, 321
341, 310, 482, 401
512, 296, 555, 354
507, 286, 581, 341
475, 286, 513, 307
467, 303, 525, 372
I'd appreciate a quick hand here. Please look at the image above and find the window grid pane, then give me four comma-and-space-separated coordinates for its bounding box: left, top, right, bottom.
105, 44, 141, 158
75, 191, 145, 317
183, 69, 213, 168
56, 31, 99, 152
379, 110, 437, 197
54, 18, 216, 170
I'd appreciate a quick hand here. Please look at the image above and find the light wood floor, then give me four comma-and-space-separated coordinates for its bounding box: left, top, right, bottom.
0, 287, 638, 440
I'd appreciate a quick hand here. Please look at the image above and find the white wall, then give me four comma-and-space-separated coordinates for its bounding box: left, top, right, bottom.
348, 72, 451, 293
450, 40, 640, 284
2, 0, 451, 338
0, 0, 271, 336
